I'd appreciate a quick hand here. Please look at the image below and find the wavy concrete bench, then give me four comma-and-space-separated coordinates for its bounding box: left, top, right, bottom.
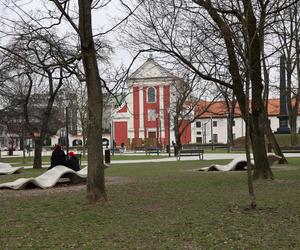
0, 162, 23, 175
0, 165, 87, 190
199, 153, 282, 171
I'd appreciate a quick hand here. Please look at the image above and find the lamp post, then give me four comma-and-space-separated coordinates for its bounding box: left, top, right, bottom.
167, 108, 171, 157
111, 121, 115, 156
65, 101, 70, 156
211, 117, 214, 150
227, 112, 231, 153
156, 113, 159, 155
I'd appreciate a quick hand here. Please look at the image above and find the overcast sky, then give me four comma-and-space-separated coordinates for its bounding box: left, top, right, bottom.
0, 0, 146, 71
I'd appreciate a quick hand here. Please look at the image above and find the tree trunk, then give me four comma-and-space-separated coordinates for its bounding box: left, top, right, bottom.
78, 0, 107, 203
246, 122, 256, 209
173, 116, 182, 149
82, 135, 87, 157
33, 137, 42, 169
262, 109, 288, 164
265, 124, 288, 164
290, 116, 298, 146
243, 0, 273, 179
250, 115, 273, 179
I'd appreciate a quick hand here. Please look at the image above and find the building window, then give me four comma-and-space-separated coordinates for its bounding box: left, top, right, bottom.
148, 109, 157, 121
196, 137, 202, 143
147, 87, 156, 103
232, 120, 235, 126
196, 121, 201, 128
213, 134, 218, 143
197, 131, 202, 135
213, 121, 217, 127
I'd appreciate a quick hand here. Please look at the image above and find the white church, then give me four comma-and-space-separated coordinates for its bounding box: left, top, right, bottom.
111, 56, 297, 148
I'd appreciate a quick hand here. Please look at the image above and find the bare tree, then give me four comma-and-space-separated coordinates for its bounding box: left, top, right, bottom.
0, 22, 77, 168
171, 73, 220, 148
126, 0, 300, 179
273, 3, 300, 145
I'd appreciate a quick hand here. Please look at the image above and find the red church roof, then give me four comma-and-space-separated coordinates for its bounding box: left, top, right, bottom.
194, 98, 299, 118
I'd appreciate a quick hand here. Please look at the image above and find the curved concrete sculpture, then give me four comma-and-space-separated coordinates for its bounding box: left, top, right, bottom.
0, 162, 23, 175
199, 153, 282, 172
0, 165, 87, 190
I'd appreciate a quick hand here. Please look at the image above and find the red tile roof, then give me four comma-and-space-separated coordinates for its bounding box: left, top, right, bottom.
194, 98, 297, 118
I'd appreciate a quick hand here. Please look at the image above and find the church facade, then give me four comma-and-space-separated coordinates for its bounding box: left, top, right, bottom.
112, 57, 191, 148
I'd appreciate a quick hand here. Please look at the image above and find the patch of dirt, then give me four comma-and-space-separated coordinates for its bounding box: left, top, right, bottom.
0, 176, 132, 198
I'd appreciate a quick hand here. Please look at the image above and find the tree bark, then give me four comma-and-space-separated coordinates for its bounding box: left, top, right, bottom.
265, 120, 288, 164
78, 0, 107, 203
246, 122, 256, 208
33, 137, 42, 169
290, 115, 298, 145
173, 116, 182, 149
249, 115, 273, 179
243, 0, 272, 179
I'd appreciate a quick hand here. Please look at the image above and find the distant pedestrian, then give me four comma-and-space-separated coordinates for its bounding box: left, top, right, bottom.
26, 145, 30, 154
48, 144, 66, 170
120, 142, 125, 153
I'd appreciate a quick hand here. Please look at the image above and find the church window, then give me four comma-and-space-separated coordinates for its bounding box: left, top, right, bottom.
147, 87, 156, 103
148, 109, 157, 121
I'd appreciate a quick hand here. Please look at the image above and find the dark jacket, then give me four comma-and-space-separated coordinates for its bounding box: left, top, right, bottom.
49, 149, 66, 169
66, 156, 80, 171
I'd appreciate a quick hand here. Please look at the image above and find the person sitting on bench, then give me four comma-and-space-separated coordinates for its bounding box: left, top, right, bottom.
66, 151, 80, 171
48, 144, 66, 170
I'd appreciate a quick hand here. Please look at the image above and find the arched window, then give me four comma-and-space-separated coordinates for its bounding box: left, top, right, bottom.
147, 87, 156, 103
72, 139, 83, 146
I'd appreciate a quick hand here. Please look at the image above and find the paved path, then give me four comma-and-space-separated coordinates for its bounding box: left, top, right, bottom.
16, 152, 299, 169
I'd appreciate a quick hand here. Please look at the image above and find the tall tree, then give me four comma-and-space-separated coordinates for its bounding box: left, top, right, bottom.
0, 25, 75, 168
126, 0, 291, 179
273, 2, 300, 145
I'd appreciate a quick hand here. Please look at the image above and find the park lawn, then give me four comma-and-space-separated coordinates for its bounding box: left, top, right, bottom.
0, 159, 300, 249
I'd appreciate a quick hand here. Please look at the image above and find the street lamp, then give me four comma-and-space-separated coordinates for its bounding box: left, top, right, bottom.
65, 100, 70, 156
210, 116, 213, 150
110, 121, 115, 156
167, 108, 171, 157
155, 112, 159, 155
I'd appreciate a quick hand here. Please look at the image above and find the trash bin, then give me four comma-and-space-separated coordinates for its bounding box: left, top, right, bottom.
105, 149, 111, 164
8, 148, 13, 156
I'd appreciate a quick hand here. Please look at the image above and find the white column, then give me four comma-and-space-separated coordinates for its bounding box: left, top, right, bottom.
127, 91, 134, 132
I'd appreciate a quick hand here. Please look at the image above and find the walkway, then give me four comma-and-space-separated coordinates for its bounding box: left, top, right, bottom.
1, 150, 298, 169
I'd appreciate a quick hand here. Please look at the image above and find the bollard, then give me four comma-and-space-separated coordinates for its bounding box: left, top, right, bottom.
174, 146, 178, 157
104, 149, 111, 164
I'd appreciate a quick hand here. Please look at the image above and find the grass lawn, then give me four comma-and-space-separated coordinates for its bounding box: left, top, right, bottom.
234, 134, 300, 147
0, 158, 300, 249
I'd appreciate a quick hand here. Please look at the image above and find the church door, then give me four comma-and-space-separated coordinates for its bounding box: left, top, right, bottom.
148, 131, 156, 138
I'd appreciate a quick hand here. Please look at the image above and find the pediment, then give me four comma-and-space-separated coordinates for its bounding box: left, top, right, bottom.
129, 58, 176, 80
